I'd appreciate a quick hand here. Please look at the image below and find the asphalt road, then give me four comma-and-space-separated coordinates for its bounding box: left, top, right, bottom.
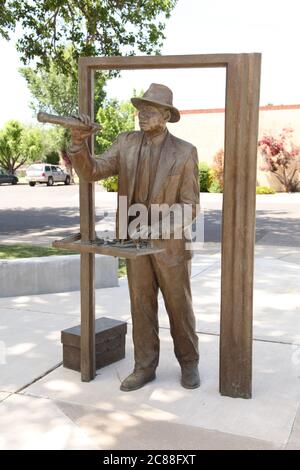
0, 183, 299, 247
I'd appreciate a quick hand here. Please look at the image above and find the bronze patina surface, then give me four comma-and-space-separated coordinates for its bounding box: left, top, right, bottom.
68, 83, 200, 391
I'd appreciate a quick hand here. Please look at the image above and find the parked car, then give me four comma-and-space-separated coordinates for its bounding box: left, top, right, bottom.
26, 164, 71, 186
0, 168, 18, 185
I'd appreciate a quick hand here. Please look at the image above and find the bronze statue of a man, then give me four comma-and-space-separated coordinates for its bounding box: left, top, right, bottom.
68, 83, 200, 391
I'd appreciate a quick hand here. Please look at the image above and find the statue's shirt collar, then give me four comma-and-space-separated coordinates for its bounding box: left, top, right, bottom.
143, 128, 168, 147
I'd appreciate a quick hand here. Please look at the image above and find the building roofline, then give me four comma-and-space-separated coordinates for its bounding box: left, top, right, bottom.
179, 104, 300, 115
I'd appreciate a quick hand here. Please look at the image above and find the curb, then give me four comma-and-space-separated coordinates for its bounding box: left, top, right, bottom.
0, 254, 118, 298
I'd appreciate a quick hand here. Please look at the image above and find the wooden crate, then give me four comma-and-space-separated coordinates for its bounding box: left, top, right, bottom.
61, 317, 127, 372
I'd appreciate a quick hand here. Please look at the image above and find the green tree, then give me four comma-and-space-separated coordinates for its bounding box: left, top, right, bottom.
96, 98, 135, 191
20, 50, 106, 183
1, 1, 177, 72
41, 126, 66, 154
19, 48, 107, 180
19, 48, 106, 118
0, 1, 14, 39
0, 121, 43, 173
96, 99, 135, 153
45, 150, 60, 165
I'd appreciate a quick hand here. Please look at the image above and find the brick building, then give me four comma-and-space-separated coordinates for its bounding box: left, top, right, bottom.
169, 104, 300, 191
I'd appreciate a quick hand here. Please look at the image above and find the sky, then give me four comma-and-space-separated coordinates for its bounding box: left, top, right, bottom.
0, 0, 299, 127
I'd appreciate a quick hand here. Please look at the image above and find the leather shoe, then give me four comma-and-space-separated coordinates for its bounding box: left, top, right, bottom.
120, 370, 156, 392
181, 364, 200, 389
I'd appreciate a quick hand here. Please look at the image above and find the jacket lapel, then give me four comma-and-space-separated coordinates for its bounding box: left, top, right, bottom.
124, 133, 143, 205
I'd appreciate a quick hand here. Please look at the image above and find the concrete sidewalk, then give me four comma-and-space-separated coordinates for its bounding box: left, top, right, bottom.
0, 245, 300, 449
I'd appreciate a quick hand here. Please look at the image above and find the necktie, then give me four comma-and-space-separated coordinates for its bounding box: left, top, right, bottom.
138, 139, 152, 204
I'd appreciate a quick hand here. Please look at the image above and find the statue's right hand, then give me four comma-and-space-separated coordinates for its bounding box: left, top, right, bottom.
70, 114, 96, 146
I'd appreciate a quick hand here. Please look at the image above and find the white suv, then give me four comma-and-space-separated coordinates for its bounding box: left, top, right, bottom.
26, 164, 71, 186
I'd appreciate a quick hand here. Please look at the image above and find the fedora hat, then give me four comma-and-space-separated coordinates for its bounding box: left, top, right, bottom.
131, 83, 180, 123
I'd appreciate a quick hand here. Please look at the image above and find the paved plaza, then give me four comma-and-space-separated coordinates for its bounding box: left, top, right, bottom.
1, 242, 300, 449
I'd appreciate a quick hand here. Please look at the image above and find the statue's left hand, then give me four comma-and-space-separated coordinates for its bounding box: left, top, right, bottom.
129, 225, 150, 240
70, 114, 98, 146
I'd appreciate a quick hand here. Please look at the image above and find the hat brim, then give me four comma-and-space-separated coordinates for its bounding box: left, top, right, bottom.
131, 97, 180, 123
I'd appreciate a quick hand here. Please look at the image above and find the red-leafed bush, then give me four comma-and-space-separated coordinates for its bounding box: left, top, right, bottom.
258, 128, 300, 192
210, 148, 224, 191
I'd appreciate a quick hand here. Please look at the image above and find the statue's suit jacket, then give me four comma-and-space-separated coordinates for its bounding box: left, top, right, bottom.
68, 130, 200, 266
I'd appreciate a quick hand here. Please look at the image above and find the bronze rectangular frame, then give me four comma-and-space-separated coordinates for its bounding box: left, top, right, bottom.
77, 53, 261, 399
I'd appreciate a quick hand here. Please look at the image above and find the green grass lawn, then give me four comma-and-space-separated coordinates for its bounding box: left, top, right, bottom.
0, 243, 127, 277
118, 258, 127, 277
0, 244, 77, 259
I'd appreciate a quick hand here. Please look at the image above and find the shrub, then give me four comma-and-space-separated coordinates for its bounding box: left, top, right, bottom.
211, 149, 224, 190
45, 150, 60, 165
198, 162, 212, 192
256, 185, 275, 194
208, 180, 223, 193
258, 128, 300, 192
101, 175, 118, 192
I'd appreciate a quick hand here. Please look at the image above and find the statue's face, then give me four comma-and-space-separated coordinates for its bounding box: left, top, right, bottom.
138, 103, 168, 133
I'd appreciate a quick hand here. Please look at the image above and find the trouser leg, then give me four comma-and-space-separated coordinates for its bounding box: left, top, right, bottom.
151, 258, 199, 366
126, 256, 159, 372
